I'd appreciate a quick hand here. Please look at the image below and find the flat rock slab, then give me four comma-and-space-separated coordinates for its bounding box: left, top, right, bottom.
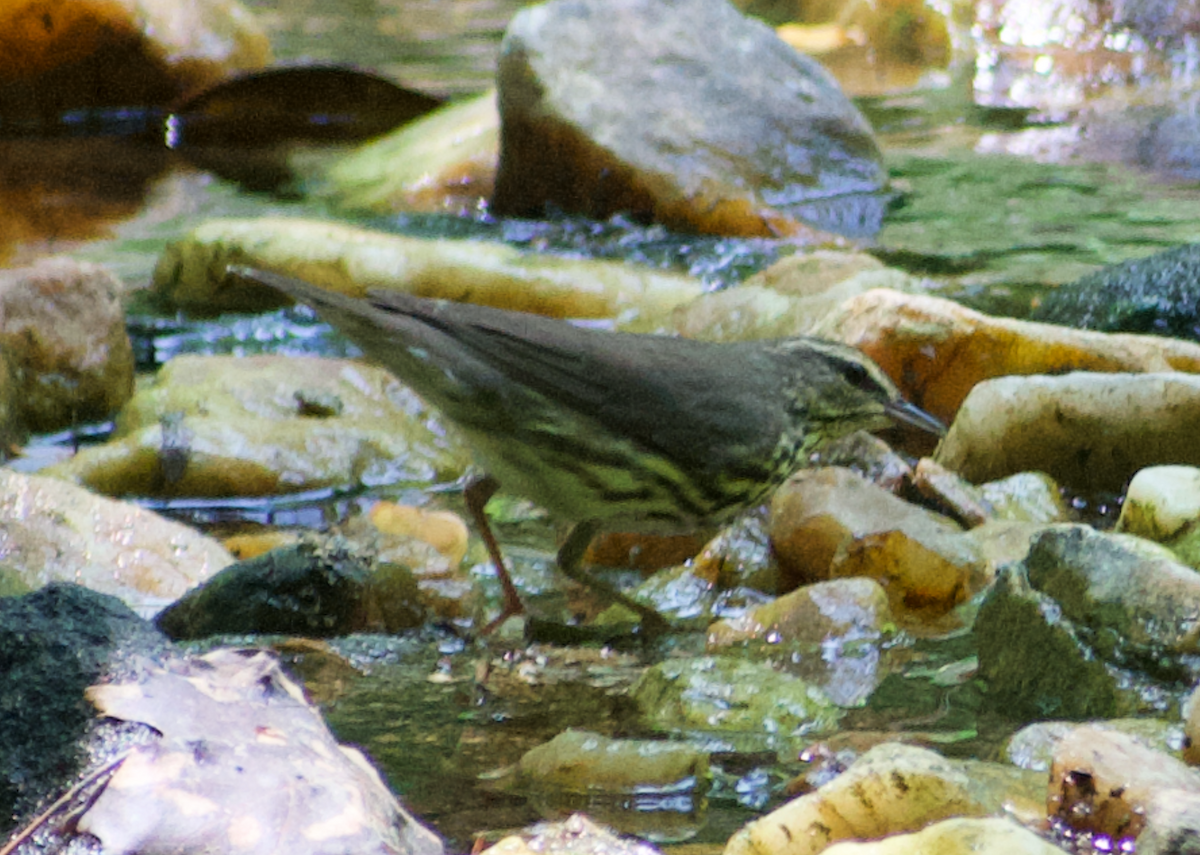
80, 649, 444, 855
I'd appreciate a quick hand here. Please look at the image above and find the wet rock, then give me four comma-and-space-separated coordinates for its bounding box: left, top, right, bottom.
935, 372, 1200, 491
222, 529, 303, 560
771, 467, 988, 625
154, 217, 704, 329
45, 354, 469, 498
1032, 243, 1200, 341
975, 565, 1137, 720
706, 578, 894, 707
749, 251, 889, 294
631, 656, 841, 751
492, 0, 886, 240
1049, 726, 1200, 841
963, 520, 1047, 572
366, 501, 470, 568
515, 729, 709, 792
509, 731, 709, 841
820, 816, 1067, 854
1119, 465, 1200, 541
724, 743, 989, 855
0, 0, 270, 120
341, 510, 480, 624
0, 257, 134, 434
483, 814, 658, 855
606, 563, 721, 628
788, 0, 950, 69
79, 648, 444, 855
680, 511, 774, 594
813, 288, 1200, 426
707, 577, 891, 648
1138, 789, 1200, 855
1185, 683, 1200, 766
154, 538, 431, 639
0, 583, 172, 828
810, 430, 914, 494
670, 264, 922, 342
0, 349, 20, 455
1024, 525, 1200, 672
0, 470, 232, 613
912, 459, 993, 527
1006, 718, 1186, 773
912, 466, 1070, 528
979, 472, 1071, 524
586, 530, 712, 575
1117, 465, 1200, 569
970, 0, 1200, 116
323, 91, 499, 216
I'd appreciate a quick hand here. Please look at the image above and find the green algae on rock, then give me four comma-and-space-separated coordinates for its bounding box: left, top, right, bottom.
1032, 242, 1200, 340
45, 354, 469, 498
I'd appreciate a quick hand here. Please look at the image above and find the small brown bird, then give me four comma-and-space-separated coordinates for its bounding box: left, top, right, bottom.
229, 266, 944, 633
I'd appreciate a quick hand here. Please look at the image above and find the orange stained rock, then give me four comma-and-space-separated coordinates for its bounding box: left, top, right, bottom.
496, 115, 849, 243
0, 0, 136, 79
0, 0, 269, 91
820, 288, 1200, 425
222, 531, 299, 560
368, 501, 469, 566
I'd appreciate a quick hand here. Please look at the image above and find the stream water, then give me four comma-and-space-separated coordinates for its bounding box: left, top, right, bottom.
8, 0, 1200, 850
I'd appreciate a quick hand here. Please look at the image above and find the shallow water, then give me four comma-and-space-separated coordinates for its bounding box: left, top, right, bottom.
10, 0, 1200, 849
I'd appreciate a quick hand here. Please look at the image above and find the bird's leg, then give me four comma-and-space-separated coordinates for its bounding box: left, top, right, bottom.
464, 474, 524, 634
556, 520, 670, 634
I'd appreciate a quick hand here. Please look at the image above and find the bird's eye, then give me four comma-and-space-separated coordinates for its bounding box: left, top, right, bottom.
842, 361, 874, 391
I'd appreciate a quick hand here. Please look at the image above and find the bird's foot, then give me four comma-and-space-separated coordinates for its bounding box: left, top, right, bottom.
476, 585, 526, 637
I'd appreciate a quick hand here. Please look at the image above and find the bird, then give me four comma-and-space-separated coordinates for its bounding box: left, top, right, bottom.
228, 265, 945, 634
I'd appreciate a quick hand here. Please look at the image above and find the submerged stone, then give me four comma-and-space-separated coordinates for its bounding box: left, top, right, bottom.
516, 729, 709, 793
631, 655, 841, 750
1032, 243, 1200, 341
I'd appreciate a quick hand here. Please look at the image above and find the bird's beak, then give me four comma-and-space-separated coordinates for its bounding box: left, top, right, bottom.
885, 399, 946, 437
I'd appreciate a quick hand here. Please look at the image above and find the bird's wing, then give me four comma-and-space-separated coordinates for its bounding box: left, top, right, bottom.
364, 289, 791, 476
230, 268, 791, 476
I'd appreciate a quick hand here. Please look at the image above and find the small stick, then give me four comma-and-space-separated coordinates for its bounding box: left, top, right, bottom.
0, 750, 132, 855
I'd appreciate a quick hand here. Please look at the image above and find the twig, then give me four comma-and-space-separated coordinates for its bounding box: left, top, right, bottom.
0, 750, 133, 855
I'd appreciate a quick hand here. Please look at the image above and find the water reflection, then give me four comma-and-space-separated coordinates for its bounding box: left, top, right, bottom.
242, 0, 526, 96
0, 138, 171, 265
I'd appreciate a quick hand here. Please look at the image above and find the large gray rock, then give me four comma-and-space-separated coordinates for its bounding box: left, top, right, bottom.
492, 0, 886, 239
